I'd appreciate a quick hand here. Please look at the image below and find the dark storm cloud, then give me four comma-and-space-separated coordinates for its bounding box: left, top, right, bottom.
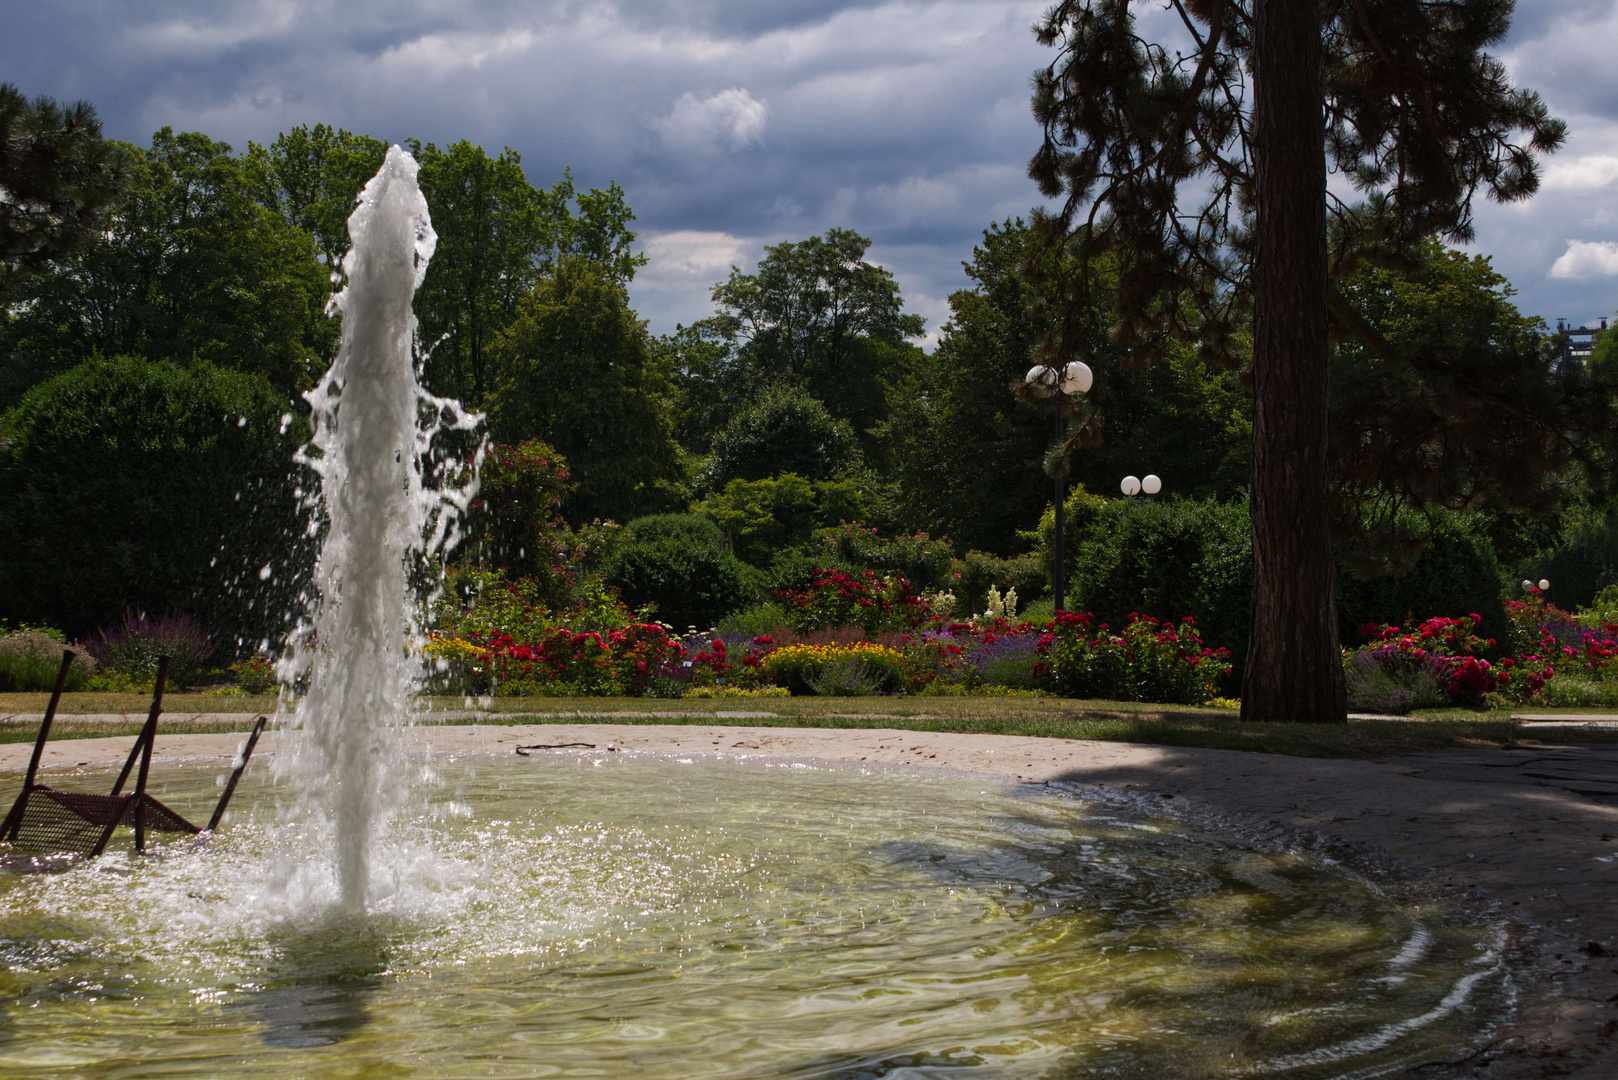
6, 0, 1617, 337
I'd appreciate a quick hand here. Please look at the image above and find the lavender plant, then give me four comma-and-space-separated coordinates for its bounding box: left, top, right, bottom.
85, 611, 217, 690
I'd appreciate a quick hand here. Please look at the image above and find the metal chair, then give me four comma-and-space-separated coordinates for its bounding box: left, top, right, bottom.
1, 651, 266, 858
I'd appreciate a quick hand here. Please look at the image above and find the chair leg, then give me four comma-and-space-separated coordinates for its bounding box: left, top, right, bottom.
207, 716, 267, 832
2, 651, 74, 842
130, 657, 168, 854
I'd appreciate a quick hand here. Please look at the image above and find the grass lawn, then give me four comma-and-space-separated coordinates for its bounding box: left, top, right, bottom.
5, 691, 1617, 759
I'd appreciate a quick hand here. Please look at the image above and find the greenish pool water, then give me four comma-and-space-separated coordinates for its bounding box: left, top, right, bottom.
0, 754, 1508, 1078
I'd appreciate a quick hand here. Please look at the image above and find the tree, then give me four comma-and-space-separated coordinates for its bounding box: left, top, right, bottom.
1330, 240, 1618, 575
0, 84, 128, 301
243, 124, 388, 270
487, 256, 681, 523
677, 228, 925, 451
883, 219, 1249, 555
1, 128, 334, 402
1030, 0, 1563, 723
409, 141, 647, 405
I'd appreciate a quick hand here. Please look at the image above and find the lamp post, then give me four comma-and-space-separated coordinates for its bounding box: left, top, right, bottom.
1120, 474, 1163, 497
1022, 360, 1092, 613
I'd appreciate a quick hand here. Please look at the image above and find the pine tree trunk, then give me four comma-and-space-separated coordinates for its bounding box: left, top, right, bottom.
1241, 0, 1348, 724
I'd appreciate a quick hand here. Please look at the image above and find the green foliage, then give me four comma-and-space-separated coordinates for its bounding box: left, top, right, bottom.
603, 514, 756, 631
809, 522, 955, 593
0, 356, 306, 642
0, 83, 129, 301
623, 512, 725, 548
698, 382, 862, 492
674, 228, 925, 455
0, 631, 95, 692
243, 123, 387, 270
1331, 242, 1617, 572
463, 440, 576, 597
1338, 512, 1509, 655
1518, 505, 1618, 611
697, 473, 871, 567
2, 127, 336, 403
83, 610, 218, 690
1067, 498, 1252, 677
488, 257, 683, 523
1037, 613, 1229, 705
951, 550, 1048, 616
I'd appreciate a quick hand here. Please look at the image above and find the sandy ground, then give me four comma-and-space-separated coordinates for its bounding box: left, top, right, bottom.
5, 721, 1618, 1078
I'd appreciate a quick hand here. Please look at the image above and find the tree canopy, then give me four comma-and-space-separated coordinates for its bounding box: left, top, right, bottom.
674, 228, 924, 452
487, 256, 681, 524
0, 83, 128, 302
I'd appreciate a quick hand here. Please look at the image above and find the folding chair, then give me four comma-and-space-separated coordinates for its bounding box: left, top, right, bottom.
0, 651, 267, 858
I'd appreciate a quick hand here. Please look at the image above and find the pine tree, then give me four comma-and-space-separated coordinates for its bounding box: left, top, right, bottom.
0, 84, 127, 301
1028, 0, 1564, 723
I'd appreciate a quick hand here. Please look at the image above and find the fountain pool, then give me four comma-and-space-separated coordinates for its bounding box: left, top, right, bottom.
0, 752, 1509, 1079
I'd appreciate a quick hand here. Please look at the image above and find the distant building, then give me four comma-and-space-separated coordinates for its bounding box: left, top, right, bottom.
1556, 317, 1607, 361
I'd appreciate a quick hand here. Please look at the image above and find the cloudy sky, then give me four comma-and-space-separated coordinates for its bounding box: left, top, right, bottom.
8, 0, 1618, 342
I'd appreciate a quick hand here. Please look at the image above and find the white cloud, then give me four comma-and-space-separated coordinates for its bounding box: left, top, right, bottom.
1549, 240, 1618, 280
640, 229, 751, 277
1542, 155, 1618, 192
655, 88, 768, 156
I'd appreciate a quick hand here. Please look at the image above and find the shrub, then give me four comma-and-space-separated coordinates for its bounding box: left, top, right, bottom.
1347, 616, 1506, 707
697, 474, 873, 567
0, 356, 306, 643
761, 643, 905, 696
461, 439, 577, 603
1337, 512, 1510, 659
433, 621, 687, 697
776, 567, 930, 635
230, 654, 278, 695
699, 383, 862, 491
84, 611, 218, 690
809, 523, 955, 592
1067, 498, 1252, 681
1518, 506, 1618, 611
1035, 612, 1230, 704
604, 516, 758, 630
0, 630, 96, 692
951, 550, 1047, 616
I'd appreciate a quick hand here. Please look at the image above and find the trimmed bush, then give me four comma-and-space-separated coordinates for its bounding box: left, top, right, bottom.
1068, 497, 1252, 679
699, 383, 862, 491
604, 514, 757, 630
1337, 512, 1509, 657
1518, 506, 1618, 611
0, 356, 306, 644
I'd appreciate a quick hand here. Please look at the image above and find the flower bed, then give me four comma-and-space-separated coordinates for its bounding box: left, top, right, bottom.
1034, 612, 1230, 705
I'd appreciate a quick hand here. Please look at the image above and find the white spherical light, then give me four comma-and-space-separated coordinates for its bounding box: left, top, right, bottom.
1060, 360, 1093, 395
1025, 365, 1055, 388
1121, 475, 1141, 496
1141, 474, 1162, 495
1539, 579, 1550, 591
1522, 580, 1534, 591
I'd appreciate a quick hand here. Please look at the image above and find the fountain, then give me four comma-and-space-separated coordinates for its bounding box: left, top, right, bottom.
284, 145, 478, 912
0, 150, 1516, 1077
